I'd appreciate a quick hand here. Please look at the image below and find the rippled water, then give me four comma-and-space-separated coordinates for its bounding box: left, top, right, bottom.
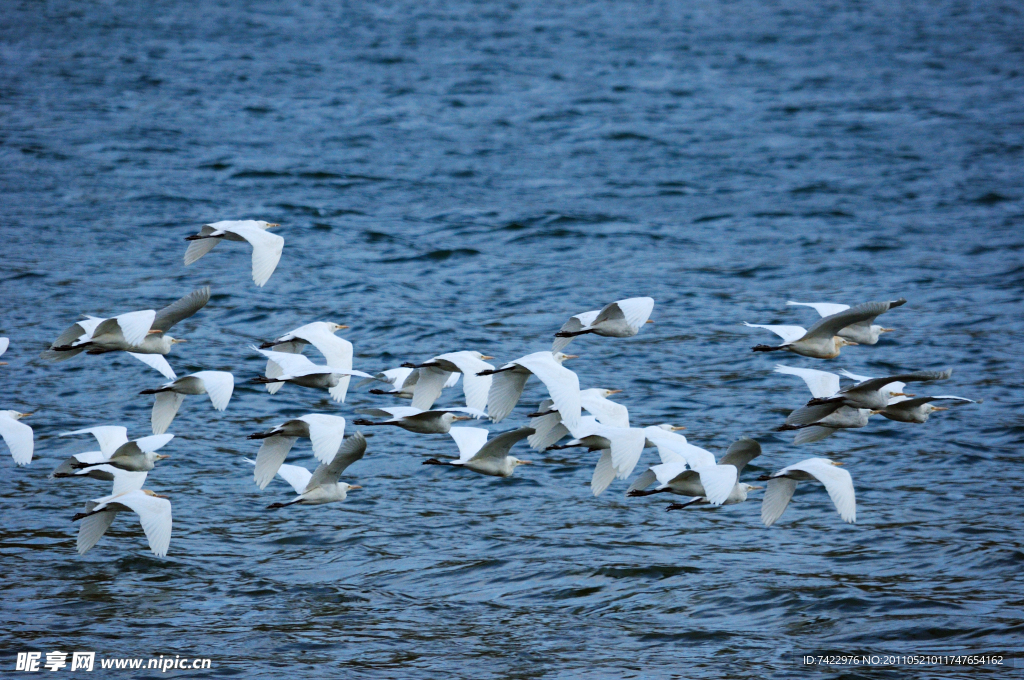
2, 0, 1022, 676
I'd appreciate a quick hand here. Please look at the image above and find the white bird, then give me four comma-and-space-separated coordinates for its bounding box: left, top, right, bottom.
401, 351, 495, 411
50, 428, 154, 493
879, 395, 978, 423
247, 414, 348, 489
553, 297, 655, 352
479, 351, 581, 429
799, 369, 951, 419
0, 410, 33, 466
746, 299, 904, 359
41, 287, 211, 379
773, 365, 876, 444
787, 299, 904, 345
73, 489, 172, 557
360, 366, 460, 400
258, 322, 351, 396
140, 371, 234, 434
353, 406, 484, 434
0, 336, 8, 364
526, 387, 627, 451
627, 437, 762, 507
423, 427, 535, 477
65, 434, 174, 474
251, 347, 377, 403
253, 432, 368, 509
184, 220, 284, 287
760, 458, 856, 527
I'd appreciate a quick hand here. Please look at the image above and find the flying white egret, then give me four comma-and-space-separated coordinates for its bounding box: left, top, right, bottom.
360, 366, 459, 400
62, 434, 174, 474
258, 322, 351, 396
41, 287, 211, 379
802, 368, 951, 413
479, 351, 581, 429
74, 489, 172, 557
878, 395, 978, 423
773, 365, 876, 444
526, 388, 626, 450
50, 426, 150, 492
402, 351, 495, 411
746, 299, 904, 359
251, 432, 368, 509
251, 347, 378, 403
353, 406, 484, 434
552, 297, 655, 352
627, 438, 762, 507
786, 298, 905, 345
423, 427, 535, 477
247, 414, 348, 489
140, 371, 234, 434
0, 411, 33, 466
184, 220, 284, 287
760, 458, 855, 526
0, 337, 8, 364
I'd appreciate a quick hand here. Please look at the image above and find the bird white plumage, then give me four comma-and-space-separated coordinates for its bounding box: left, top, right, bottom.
0, 411, 34, 466
552, 297, 655, 352
761, 458, 856, 527
184, 220, 284, 287
483, 351, 581, 430
141, 371, 234, 434
74, 489, 173, 557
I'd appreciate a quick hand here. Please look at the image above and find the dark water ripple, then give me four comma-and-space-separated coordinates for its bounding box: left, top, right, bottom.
2, 0, 1023, 676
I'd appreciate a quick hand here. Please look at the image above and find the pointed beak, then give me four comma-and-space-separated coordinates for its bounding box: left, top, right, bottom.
646, 319, 654, 324
881, 328, 894, 333
153, 493, 170, 499
749, 485, 763, 491
670, 425, 686, 431
172, 338, 187, 344
932, 407, 949, 412
870, 409, 883, 415
18, 412, 34, 418
518, 460, 533, 465
562, 354, 579, 360
890, 392, 907, 397
831, 461, 844, 466
156, 454, 171, 460
348, 485, 363, 490
453, 415, 472, 421
607, 389, 622, 395
267, 223, 280, 228
336, 324, 349, 330
480, 355, 494, 361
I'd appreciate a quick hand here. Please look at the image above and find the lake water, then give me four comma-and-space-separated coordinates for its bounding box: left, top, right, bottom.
1, 0, 1022, 677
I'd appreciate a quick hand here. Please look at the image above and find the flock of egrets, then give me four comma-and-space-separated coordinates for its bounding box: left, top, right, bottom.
0, 220, 977, 558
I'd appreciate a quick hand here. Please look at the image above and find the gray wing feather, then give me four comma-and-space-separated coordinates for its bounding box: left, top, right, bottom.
151, 287, 211, 332
307, 432, 367, 489
717, 437, 761, 475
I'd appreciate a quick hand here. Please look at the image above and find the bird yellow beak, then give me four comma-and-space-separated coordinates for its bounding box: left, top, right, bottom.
266, 223, 281, 228
19, 412, 34, 418
749, 485, 763, 490
156, 454, 171, 460
607, 389, 622, 395
335, 324, 349, 330
349, 485, 363, 490
480, 355, 494, 360
646, 319, 654, 324
171, 338, 187, 344
831, 461, 844, 466
518, 460, 533, 465
932, 407, 948, 411
453, 415, 472, 421
563, 354, 579, 360
670, 425, 686, 431
881, 328, 894, 332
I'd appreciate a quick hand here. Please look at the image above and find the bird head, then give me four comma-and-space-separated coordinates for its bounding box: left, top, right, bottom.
928, 405, 949, 413
154, 453, 171, 461
257, 221, 281, 230
880, 327, 895, 333
142, 489, 170, 499
343, 484, 363, 491
472, 351, 494, 360
836, 337, 859, 348
657, 423, 686, 431
742, 484, 763, 492
167, 336, 186, 345
328, 322, 349, 332
602, 389, 622, 397
510, 457, 532, 467
15, 411, 33, 420
553, 352, 579, 364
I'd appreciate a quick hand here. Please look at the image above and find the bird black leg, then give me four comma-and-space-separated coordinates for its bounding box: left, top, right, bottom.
627, 488, 670, 498
422, 458, 453, 466
476, 366, 515, 376
752, 344, 784, 352
554, 329, 596, 338
665, 498, 703, 511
